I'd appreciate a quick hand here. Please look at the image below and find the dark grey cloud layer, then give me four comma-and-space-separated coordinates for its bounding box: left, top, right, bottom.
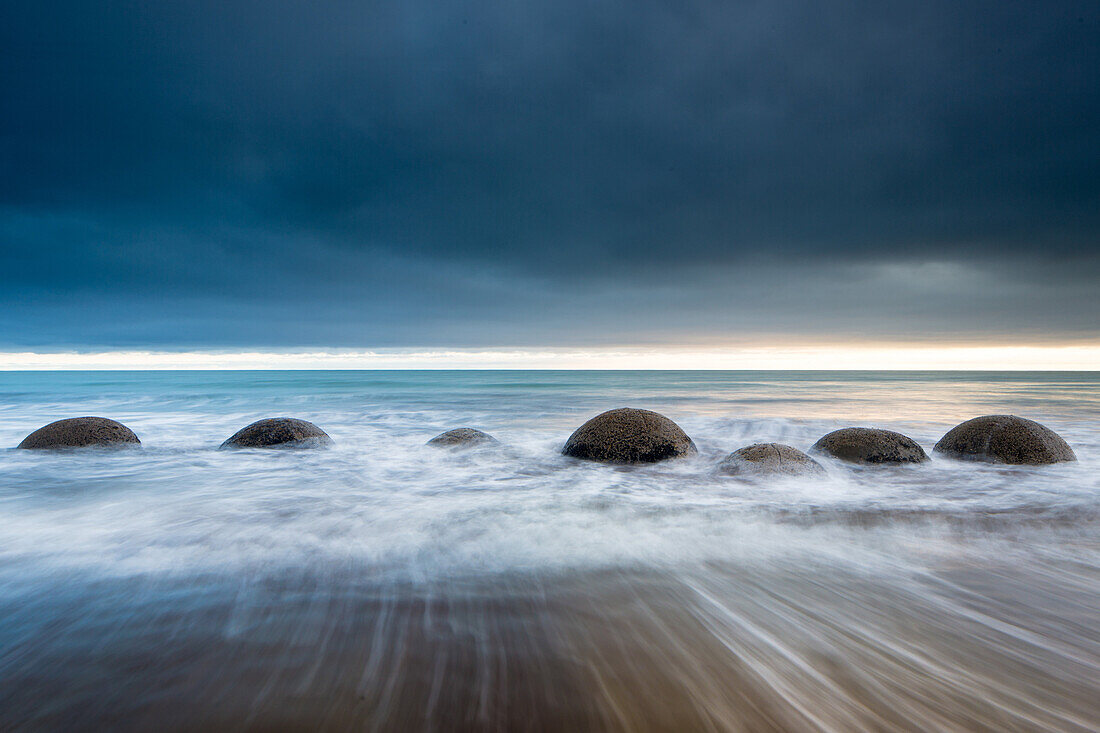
2, 0, 1098, 347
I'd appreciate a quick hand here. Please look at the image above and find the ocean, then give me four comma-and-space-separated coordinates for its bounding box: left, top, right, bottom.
1, 370, 1098, 731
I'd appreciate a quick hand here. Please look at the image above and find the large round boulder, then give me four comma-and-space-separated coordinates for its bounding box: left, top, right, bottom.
718, 443, 824, 477
812, 427, 928, 464
562, 408, 697, 464
17, 417, 140, 449
220, 418, 333, 449
934, 415, 1076, 465
427, 427, 499, 448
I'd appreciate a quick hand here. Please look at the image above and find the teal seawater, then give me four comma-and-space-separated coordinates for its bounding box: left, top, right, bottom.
1, 371, 1098, 730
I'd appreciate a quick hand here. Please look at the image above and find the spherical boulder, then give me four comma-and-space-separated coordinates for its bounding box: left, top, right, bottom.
933, 415, 1076, 465
17, 417, 140, 450
220, 418, 333, 449
812, 427, 928, 464
718, 443, 824, 477
562, 408, 697, 464
427, 427, 499, 448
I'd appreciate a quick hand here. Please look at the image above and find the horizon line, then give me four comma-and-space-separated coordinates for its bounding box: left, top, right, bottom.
0, 345, 1098, 371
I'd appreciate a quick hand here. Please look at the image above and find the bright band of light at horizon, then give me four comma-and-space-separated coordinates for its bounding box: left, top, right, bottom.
1, 346, 1098, 370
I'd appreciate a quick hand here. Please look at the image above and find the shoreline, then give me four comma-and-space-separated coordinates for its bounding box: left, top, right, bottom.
3, 560, 1098, 731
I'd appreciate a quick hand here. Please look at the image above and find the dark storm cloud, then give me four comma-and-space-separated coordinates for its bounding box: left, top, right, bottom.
1, 0, 1098, 347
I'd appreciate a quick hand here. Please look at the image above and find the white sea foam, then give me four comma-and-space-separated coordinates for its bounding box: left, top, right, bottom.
0, 371, 1095, 580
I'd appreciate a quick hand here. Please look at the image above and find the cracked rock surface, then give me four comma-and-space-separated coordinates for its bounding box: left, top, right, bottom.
812, 427, 928, 464
221, 418, 333, 449
718, 442, 824, 476
934, 415, 1076, 464
427, 427, 499, 448
562, 408, 697, 464
17, 417, 141, 449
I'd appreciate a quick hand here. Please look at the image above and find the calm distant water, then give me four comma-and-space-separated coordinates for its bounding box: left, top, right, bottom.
1, 370, 1098, 731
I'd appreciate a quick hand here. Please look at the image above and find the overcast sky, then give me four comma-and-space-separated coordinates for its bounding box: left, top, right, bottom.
2, 0, 1097, 350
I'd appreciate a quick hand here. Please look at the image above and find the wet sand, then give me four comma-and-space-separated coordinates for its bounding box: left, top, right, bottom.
4, 553, 1099, 732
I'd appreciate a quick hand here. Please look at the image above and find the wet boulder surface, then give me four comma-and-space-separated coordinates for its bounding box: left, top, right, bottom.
427, 427, 499, 448
718, 443, 824, 477
220, 418, 333, 449
562, 408, 697, 464
17, 417, 141, 449
812, 427, 928, 464
934, 415, 1076, 465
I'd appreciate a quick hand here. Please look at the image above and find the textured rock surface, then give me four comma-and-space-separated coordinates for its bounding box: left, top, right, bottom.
562, 408, 697, 464
220, 418, 333, 449
718, 443, 824, 476
934, 415, 1076, 464
17, 417, 140, 449
812, 427, 928, 464
427, 427, 499, 448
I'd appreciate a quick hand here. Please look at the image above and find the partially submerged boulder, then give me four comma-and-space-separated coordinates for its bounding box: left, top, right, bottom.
562, 408, 697, 464
17, 417, 140, 449
812, 427, 928, 464
718, 443, 824, 477
934, 415, 1076, 465
427, 427, 499, 448
220, 417, 333, 449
